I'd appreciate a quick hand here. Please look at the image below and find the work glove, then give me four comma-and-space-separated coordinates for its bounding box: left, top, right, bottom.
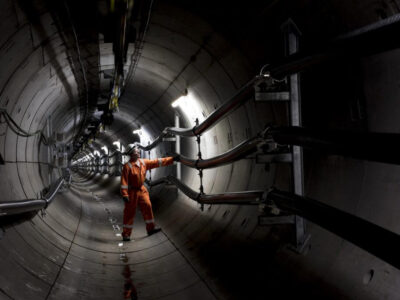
122, 197, 129, 203
171, 153, 180, 162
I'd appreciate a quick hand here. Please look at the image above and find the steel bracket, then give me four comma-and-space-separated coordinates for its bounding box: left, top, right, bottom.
162, 137, 177, 142
282, 18, 310, 254
255, 76, 289, 102
258, 214, 295, 225
255, 91, 290, 102
256, 153, 292, 164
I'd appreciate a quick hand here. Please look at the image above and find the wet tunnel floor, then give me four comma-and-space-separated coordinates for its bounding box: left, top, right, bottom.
0, 176, 216, 300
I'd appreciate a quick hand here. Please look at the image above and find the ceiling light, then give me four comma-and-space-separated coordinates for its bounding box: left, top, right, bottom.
171, 96, 185, 108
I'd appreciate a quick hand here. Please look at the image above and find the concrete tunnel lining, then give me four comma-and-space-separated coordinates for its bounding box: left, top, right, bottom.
2, 0, 400, 299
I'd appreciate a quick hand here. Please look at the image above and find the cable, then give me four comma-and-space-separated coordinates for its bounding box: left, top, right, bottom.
259, 63, 270, 76
0, 110, 49, 145
0, 112, 6, 136
63, 0, 89, 148
259, 63, 287, 83
125, 0, 155, 87
3, 112, 41, 137
44, 187, 83, 300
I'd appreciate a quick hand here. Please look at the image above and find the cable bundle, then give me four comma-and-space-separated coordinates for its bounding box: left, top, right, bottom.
0, 108, 49, 145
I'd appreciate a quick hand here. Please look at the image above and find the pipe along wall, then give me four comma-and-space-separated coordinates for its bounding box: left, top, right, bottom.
2, 0, 400, 299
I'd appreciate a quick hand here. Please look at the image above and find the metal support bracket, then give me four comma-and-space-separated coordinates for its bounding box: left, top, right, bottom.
258, 214, 295, 225
282, 18, 310, 253
175, 114, 181, 180
255, 72, 289, 102
255, 91, 290, 102
162, 137, 177, 142
289, 216, 311, 253
256, 153, 292, 164
195, 118, 205, 211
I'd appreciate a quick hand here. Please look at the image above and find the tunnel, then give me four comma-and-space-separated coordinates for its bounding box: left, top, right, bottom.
1, 0, 400, 299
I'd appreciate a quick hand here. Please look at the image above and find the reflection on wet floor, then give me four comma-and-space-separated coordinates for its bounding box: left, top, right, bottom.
28, 176, 217, 300
123, 265, 138, 300
93, 192, 139, 299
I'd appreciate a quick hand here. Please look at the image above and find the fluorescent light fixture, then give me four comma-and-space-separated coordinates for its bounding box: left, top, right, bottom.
118, 242, 123, 247
171, 96, 184, 108
132, 129, 141, 135
171, 91, 205, 123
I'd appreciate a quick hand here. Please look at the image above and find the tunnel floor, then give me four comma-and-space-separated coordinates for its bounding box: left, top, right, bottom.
0, 172, 216, 300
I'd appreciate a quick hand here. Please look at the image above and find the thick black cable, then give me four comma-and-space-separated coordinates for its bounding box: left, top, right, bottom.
44, 188, 83, 300
62, 0, 89, 149
125, 0, 155, 86
0, 110, 49, 145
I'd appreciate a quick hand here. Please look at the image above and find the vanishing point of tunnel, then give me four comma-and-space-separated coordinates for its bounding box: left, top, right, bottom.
2, 0, 400, 299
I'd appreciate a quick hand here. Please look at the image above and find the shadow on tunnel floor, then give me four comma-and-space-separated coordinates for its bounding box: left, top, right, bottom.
150, 193, 350, 300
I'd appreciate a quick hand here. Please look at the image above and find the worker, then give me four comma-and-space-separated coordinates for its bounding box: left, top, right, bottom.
120, 146, 179, 241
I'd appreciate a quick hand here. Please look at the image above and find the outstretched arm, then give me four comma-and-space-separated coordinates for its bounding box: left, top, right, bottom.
144, 157, 174, 170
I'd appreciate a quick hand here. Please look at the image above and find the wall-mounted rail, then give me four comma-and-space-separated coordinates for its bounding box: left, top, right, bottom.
0, 176, 66, 217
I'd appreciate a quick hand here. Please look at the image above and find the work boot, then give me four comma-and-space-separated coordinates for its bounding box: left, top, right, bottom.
147, 227, 162, 236
122, 236, 131, 242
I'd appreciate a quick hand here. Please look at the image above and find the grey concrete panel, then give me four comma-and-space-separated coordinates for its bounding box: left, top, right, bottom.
16, 162, 37, 199
0, 239, 51, 299
0, 1, 20, 49
0, 226, 59, 284
0, 27, 33, 92
0, 163, 27, 201
3, 1, 400, 299
13, 219, 68, 264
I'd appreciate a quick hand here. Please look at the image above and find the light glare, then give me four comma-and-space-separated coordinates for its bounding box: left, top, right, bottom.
171, 96, 184, 108
171, 92, 205, 123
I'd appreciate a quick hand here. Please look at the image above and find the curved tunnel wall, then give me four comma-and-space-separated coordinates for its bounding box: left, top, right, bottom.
2, 0, 400, 299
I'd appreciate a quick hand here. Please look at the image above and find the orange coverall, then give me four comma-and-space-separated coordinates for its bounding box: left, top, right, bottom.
120, 157, 173, 237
